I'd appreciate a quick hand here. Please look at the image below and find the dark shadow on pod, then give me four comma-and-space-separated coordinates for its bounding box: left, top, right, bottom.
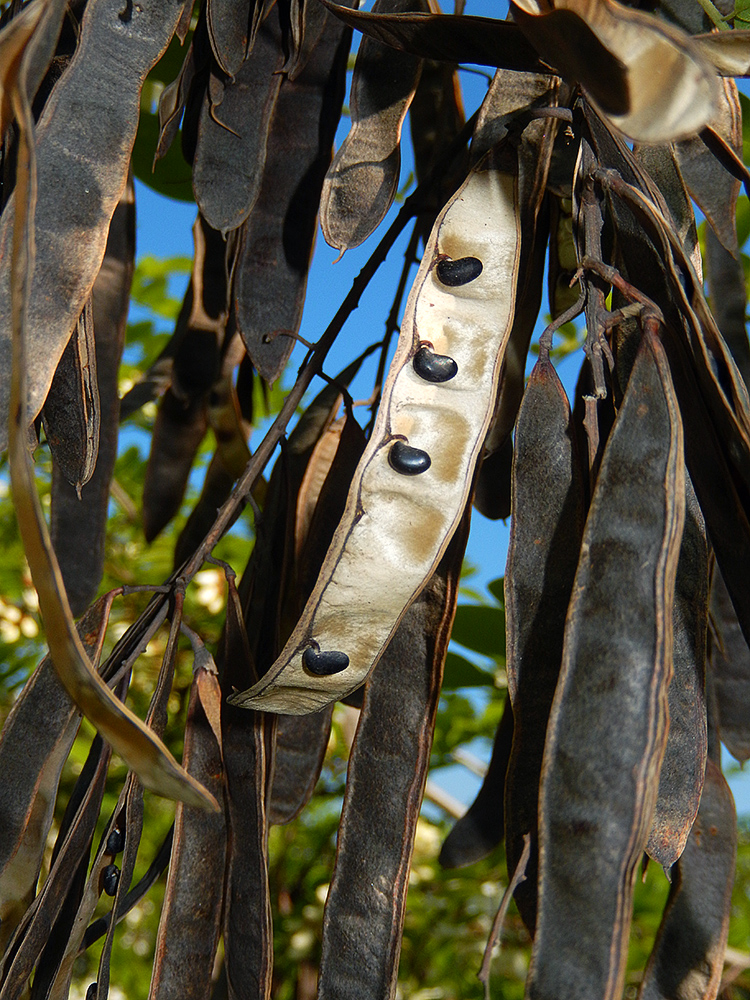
413, 345, 458, 383
435, 256, 483, 286
389, 440, 431, 475
303, 646, 350, 675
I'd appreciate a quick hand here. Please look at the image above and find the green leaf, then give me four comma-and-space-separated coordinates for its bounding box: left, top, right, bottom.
130, 255, 191, 320
736, 0, 750, 29
737, 196, 750, 250
451, 604, 505, 660
740, 93, 750, 164
487, 577, 504, 607
442, 651, 494, 690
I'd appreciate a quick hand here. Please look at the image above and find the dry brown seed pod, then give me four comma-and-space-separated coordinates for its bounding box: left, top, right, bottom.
229, 140, 524, 715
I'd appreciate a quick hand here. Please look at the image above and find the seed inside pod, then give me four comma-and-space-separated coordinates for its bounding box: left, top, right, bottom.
389, 441, 431, 475
303, 646, 350, 675
102, 863, 120, 897
106, 828, 124, 856
435, 256, 483, 287
413, 346, 458, 383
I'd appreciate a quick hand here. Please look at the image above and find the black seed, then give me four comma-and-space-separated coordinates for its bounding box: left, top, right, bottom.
435, 256, 483, 286
86, 984, 98, 1000
102, 864, 120, 897
413, 346, 458, 383
106, 828, 124, 856
389, 440, 431, 475
303, 646, 350, 675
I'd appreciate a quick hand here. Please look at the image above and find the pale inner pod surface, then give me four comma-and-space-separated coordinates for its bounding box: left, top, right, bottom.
228, 158, 521, 714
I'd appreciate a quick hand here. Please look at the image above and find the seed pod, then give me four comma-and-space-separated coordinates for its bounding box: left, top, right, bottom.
675, 77, 742, 256
233, 3, 349, 382
229, 141, 524, 715
646, 477, 708, 873
503, 353, 585, 931
637, 759, 737, 1000
150, 664, 227, 998
50, 176, 135, 616
192, 5, 285, 234
527, 330, 685, 1000
320, 0, 425, 253
268, 707, 333, 825
472, 68, 559, 521
318, 514, 468, 1000
0, 0, 192, 448
708, 566, 750, 762
42, 298, 100, 494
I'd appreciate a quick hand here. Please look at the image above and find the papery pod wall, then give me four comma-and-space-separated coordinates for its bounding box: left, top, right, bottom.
2, 0, 750, 996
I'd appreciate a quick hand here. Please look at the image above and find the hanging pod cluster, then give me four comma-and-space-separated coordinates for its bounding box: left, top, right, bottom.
4, 0, 750, 996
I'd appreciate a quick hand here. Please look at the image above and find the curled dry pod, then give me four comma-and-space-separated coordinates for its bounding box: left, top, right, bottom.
511, 0, 718, 143
191, 5, 285, 234
229, 140, 524, 715
0, 592, 113, 951
233, 1, 349, 383
0, 0, 193, 449
206, 0, 252, 79
704, 225, 750, 389
708, 566, 750, 763
317, 0, 546, 72
646, 477, 708, 874
674, 78, 742, 256
318, 515, 468, 1000
471, 68, 559, 521
149, 659, 226, 999
503, 353, 585, 932
637, 759, 737, 1000
50, 177, 135, 616
527, 330, 685, 1000
320, 0, 426, 253
42, 299, 100, 494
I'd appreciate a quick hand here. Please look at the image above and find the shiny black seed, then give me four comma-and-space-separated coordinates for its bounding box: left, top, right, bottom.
85, 984, 98, 1000
389, 440, 431, 476
106, 829, 124, 856
413, 346, 458, 383
303, 646, 349, 676
102, 864, 120, 897
435, 256, 483, 286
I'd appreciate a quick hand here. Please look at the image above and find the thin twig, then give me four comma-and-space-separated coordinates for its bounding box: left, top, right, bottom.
366, 221, 421, 437
478, 833, 531, 1000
